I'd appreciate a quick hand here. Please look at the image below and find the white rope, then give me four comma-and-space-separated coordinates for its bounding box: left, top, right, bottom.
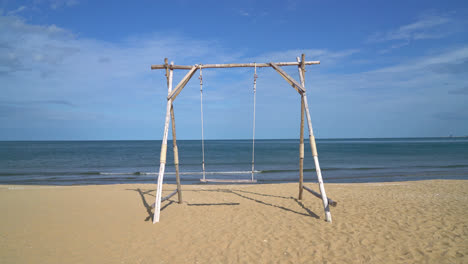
251, 63, 257, 181
199, 65, 206, 181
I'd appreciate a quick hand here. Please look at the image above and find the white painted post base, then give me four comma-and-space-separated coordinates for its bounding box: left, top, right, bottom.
313, 156, 332, 222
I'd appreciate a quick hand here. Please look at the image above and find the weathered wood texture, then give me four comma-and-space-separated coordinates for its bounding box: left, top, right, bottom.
297, 55, 332, 222
169, 63, 182, 204
298, 56, 305, 200
151, 61, 320, 70
171, 121, 182, 203
298, 99, 305, 200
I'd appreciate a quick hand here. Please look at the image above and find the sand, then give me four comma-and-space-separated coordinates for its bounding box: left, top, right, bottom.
1, 180, 467, 263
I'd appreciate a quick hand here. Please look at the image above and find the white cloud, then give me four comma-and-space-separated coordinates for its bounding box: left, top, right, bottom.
367, 11, 468, 55
1, 13, 276, 139
48, 0, 79, 10
306, 45, 468, 133
239, 10, 250, 16
6, 5, 27, 15
368, 13, 455, 43
0, 14, 232, 119
378, 41, 410, 54
372, 46, 468, 74
0, 12, 366, 139
1, 10, 467, 139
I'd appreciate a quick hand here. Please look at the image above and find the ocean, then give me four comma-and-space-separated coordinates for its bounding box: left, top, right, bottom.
0, 138, 467, 185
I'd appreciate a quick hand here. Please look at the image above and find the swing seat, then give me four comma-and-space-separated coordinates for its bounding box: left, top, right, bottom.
200, 178, 257, 183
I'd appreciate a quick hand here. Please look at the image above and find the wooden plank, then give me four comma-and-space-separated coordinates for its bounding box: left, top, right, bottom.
303, 186, 337, 207
270, 62, 305, 94
200, 179, 257, 183
151, 61, 320, 70
167, 65, 198, 101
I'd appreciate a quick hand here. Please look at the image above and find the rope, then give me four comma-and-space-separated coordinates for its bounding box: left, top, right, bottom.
199, 65, 206, 181
251, 63, 257, 181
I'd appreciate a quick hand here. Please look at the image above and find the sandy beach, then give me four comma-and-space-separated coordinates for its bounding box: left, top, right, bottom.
1, 180, 467, 263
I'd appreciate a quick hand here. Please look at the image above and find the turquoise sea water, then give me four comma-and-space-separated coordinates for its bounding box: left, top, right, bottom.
0, 138, 467, 185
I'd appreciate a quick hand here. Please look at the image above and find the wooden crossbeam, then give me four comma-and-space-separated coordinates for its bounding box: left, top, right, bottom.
270, 62, 306, 94
303, 186, 337, 207
152, 61, 320, 70
167, 65, 198, 101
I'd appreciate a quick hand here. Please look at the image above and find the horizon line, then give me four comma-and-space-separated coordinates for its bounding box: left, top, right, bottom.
1, 136, 467, 142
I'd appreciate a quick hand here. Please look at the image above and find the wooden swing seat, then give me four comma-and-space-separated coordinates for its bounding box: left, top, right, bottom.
200, 178, 257, 183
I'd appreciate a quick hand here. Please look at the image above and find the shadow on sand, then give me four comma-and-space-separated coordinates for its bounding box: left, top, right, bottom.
126, 188, 174, 222
126, 187, 320, 222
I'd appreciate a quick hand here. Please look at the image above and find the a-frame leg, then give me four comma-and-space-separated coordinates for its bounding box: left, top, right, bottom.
297, 55, 332, 222
153, 60, 174, 223
171, 105, 182, 203
298, 95, 305, 200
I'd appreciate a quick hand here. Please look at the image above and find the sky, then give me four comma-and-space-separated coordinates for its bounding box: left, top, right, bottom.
1, 0, 467, 140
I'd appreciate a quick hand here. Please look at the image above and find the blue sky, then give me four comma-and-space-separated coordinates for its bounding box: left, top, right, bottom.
1, 0, 467, 140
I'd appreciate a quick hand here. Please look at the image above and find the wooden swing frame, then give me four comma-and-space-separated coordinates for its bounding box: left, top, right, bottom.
150, 54, 335, 224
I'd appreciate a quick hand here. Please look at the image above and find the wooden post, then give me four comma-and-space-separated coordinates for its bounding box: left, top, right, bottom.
299, 95, 305, 200
167, 61, 182, 204
171, 106, 182, 203
297, 55, 332, 222
297, 56, 305, 200
153, 59, 174, 223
